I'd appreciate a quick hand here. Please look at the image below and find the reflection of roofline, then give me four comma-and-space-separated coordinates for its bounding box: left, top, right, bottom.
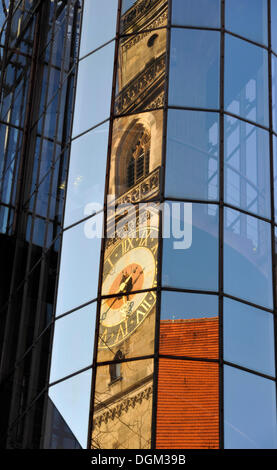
161, 317, 218, 323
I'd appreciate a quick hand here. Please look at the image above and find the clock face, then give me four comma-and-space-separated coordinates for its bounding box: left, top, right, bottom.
98, 227, 158, 349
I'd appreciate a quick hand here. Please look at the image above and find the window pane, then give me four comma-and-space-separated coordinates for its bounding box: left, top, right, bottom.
50, 303, 96, 383
225, 34, 269, 127
162, 202, 218, 291
115, 30, 166, 115
97, 290, 157, 362
224, 115, 271, 219
72, 42, 115, 137
169, 29, 220, 109
224, 298, 275, 376
64, 123, 108, 228
272, 54, 277, 134
165, 109, 219, 201
120, 0, 168, 34
271, 0, 277, 54
79, 0, 117, 57
225, 0, 267, 45
172, 0, 220, 28
55, 214, 102, 316
157, 359, 219, 448
224, 365, 277, 449
224, 208, 273, 309
48, 369, 92, 449
92, 359, 153, 449
160, 291, 218, 359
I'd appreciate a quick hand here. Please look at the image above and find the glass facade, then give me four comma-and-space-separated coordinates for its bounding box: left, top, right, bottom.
2, 0, 277, 452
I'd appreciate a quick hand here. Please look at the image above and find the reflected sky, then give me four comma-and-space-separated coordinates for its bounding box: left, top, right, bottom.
224, 365, 277, 449
161, 291, 218, 320
171, 0, 220, 28
225, 0, 267, 45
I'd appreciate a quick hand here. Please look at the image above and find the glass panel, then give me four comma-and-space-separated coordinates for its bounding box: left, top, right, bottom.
156, 359, 219, 448
50, 303, 96, 383
64, 123, 108, 228
97, 290, 156, 362
162, 202, 219, 291
121, 0, 168, 35
272, 54, 277, 134
224, 34, 269, 127
79, 0, 118, 58
48, 369, 92, 449
115, 30, 166, 115
55, 214, 103, 316
165, 109, 219, 201
225, 0, 267, 45
224, 298, 275, 376
224, 115, 271, 219
91, 359, 153, 449
72, 41, 115, 138
43, 397, 81, 449
160, 291, 218, 359
169, 28, 220, 109
172, 0, 220, 28
108, 110, 163, 203
224, 207, 273, 309
224, 365, 277, 449
271, 0, 277, 54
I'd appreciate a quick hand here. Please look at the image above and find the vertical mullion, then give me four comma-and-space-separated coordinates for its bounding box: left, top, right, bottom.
219, 0, 225, 451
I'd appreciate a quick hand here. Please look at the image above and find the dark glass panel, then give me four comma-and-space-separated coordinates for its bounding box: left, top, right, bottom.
169, 29, 220, 109
224, 207, 273, 309
115, 30, 166, 115
72, 42, 115, 138
48, 369, 92, 448
165, 109, 219, 201
64, 122, 109, 228
50, 303, 96, 383
92, 359, 153, 449
156, 359, 219, 448
160, 291, 218, 359
80, 0, 117, 57
162, 202, 219, 291
43, 398, 81, 449
224, 365, 277, 449
224, 298, 275, 376
55, 214, 102, 316
172, 0, 220, 28
225, 34, 269, 127
225, 0, 267, 45
224, 115, 271, 218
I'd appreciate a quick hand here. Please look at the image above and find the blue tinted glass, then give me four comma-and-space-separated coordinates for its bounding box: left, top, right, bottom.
165, 109, 219, 201
224, 365, 277, 449
49, 369, 92, 448
80, 0, 117, 57
162, 202, 218, 291
224, 115, 271, 218
169, 29, 220, 109
161, 291, 218, 320
50, 303, 96, 383
272, 0, 277, 54
64, 123, 108, 227
226, 0, 267, 45
224, 298, 275, 376
272, 55, 277, 134
224, 207, 273, 309
72, 42, 115, 137
225, 34, 269, 127
172, 0, 220, 27
55, 214, 102, 316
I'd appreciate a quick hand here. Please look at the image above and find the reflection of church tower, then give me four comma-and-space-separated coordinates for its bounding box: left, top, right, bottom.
91, 0, 167, 450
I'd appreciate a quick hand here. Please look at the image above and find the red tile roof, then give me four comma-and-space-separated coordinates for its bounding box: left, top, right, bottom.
156, 318, 219, 449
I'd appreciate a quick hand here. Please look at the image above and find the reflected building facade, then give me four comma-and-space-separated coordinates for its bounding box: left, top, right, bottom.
2, 0, 277, 450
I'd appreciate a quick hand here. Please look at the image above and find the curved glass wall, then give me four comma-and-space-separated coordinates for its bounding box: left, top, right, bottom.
47, 0, 277, 450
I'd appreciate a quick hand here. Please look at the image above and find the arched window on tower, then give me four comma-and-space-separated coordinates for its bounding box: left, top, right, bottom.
126, 129, 150, 189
